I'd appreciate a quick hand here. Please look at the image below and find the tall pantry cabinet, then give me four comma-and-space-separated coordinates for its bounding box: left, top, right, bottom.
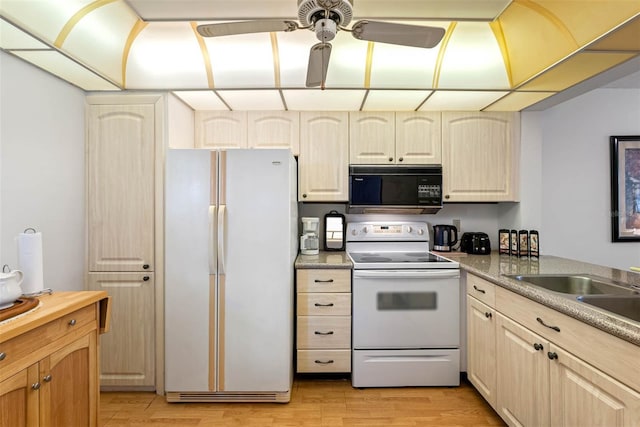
85, 94, 164, 390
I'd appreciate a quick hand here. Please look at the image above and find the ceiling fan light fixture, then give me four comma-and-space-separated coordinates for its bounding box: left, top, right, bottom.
315, 18, 337, 42
297, 0, 353, 27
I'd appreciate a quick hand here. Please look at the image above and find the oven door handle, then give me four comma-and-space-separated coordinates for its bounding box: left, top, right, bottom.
352, 269, 460, 280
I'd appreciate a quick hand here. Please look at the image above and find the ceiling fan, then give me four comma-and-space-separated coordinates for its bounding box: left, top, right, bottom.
196, 0, 445, 88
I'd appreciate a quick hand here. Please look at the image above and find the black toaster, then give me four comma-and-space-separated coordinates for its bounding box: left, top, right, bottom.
460, 232, 491, 255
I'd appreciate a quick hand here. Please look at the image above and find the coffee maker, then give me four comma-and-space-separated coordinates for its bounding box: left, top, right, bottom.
300, 217, 320, 255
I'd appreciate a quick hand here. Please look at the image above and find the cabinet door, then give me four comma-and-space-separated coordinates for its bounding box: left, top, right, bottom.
442, 112, 519, 202
395, 112, 441, 164
248, 111, 299, 155
87, 103, 155, 272
549, 345, 640, 427
195, 111, 247, 149
298, 112, 349, 201
0, 364, 38, 427
496, 313, 550, 427
467, 296, 497, 409
40, 333, 97, 427
88, 273, 155, 387
349, 112, 395, 164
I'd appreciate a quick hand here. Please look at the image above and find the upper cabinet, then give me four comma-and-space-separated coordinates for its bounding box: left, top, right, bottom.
248, 111, 300, 155
299, 112, 349, 202
195, 111, 248, 149
349, 112, 441, 165
442, 112, 520, 202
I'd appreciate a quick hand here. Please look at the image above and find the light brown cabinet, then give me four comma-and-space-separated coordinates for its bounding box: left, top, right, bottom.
349, 112, 441, 165
248, 111, 300, 155
298, 112, 349, 201
0, 292, 108, 427
466, 272, 640, 427
195, 111, 247, 149
86, 95, 162, 389
296, 268, 351, 373
442, 112, 519, 202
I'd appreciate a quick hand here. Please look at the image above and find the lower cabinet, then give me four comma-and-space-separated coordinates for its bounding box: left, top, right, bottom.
466, 273, 640, 427
88, 272, 155, 388
296, 268, 351, 373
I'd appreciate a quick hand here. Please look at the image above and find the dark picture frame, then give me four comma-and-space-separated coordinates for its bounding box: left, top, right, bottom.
610, 135, 640, 242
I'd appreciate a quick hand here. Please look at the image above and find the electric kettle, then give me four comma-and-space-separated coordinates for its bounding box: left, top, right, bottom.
433, 224, 458, 252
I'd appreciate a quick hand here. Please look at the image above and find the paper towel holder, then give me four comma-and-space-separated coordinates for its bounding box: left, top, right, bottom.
24, 228, 37, 233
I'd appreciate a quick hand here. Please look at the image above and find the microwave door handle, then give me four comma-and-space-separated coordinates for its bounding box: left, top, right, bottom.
353, 269, 460, 280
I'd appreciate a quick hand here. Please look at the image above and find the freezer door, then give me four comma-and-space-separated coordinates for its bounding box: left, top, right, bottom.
165, 149, 217, 392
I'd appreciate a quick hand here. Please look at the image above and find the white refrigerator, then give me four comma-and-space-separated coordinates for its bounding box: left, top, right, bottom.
165, 148, 298, 402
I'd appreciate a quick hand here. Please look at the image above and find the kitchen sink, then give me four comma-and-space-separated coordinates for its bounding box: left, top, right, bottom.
505, 274, 639, 296
577, 295, 640, 322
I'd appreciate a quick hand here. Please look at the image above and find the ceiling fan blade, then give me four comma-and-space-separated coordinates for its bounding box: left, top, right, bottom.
197, 20, 298, 37
351, 21, 445, 48
306, 43, 332, 88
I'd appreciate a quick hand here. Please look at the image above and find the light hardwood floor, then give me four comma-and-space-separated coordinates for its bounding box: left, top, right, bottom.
100, 376, 505, 426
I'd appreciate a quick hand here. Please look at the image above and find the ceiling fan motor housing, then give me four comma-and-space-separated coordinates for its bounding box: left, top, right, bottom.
297, 0, 353, 27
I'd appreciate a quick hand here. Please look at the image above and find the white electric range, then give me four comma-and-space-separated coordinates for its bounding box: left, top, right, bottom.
347, 221, 461, 388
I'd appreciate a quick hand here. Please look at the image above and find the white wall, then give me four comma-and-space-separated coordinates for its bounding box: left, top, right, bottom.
539, 87, 640, 270
0, 51, 86, 291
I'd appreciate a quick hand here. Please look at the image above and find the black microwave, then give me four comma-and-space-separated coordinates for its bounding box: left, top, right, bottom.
348, 165, 443, 213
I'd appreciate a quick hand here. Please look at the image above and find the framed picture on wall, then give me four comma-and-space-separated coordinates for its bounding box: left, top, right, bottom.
610, 135, 640, 242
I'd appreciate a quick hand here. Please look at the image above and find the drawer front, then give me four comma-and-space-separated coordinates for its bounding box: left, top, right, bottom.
297, 316, 351, 348
297, 269, 351, 293
467, 273, 496, 307
297, 350, 351, 373
297, 293, 351, 316
0, 305, 96, 379
496, 286, 640, 391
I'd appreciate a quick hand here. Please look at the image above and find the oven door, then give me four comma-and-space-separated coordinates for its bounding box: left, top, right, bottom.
352, 269, 460, 349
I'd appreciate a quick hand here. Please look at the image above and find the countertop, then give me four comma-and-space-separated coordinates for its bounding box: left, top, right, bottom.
454, 253, 640, 346
295, 251, 353, 269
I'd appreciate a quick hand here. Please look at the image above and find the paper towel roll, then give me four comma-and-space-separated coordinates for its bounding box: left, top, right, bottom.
17, 230, 44, 295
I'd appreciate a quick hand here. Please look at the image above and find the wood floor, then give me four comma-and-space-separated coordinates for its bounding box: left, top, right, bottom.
100, 376, 505, 426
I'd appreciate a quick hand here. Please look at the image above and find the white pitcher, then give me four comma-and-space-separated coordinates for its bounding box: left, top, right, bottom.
0, 268, 24, 309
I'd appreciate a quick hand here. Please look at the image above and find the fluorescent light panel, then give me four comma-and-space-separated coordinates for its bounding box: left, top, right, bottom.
218, 90, 284, 110
420, 90, 508, 110
363, 90, 432, 111
282, 89, 366, 110
0, 19, 50, 49
172, 90, 228, 110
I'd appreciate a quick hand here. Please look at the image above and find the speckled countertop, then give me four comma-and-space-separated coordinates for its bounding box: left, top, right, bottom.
456, 253, 640, 346
295, 251, 353, 269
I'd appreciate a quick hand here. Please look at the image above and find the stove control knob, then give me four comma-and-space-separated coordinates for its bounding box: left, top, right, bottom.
406, 226, 413, 233
418, 229, 424, 235
351, 229, 357, 236
362, 226, 369, 234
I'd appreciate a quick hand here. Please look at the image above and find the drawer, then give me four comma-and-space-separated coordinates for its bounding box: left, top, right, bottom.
297, 293, 351, 316
496, 286, 640, 392
297, 316, 351, 349
0, 305, 96, 379
467, 273, 496, 307
297, 269, 351, 293
297, 350, 351, 373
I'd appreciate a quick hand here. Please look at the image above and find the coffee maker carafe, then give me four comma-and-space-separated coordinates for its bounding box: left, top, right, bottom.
300, 217, 320, 255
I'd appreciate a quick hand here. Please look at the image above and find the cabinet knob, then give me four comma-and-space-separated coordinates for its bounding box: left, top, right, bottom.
68, 319, 77, 326
547, 351, 558, 360
0, 352, 6, 361
143, 264, 150, 270
314, 303, 335, 307
302, 194, 307, 198
314, 359, 335, 365
398, 157, 404, 162
533, 343, 544, 351
484, 312, 492, 319
388, 157, 393, 162
445, 195, 450, 199
143, 276, 150, 281
43, 374, 52, 383
31, 382, 41, 391
314, 331, 334, 335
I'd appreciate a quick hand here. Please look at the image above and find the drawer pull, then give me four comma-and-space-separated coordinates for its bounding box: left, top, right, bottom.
484, 312, 492, 319
473, 285, 486, 294
314, 279, 334, 283
533, 343, 544, 351
43, 374, 52, 382
315, 303, 334, 307
547, 351, 558, 360
314, 331, 334, 335
536, 317, 560, 332
314, 359, 335, 365
0, 352, 6, 361
31, 382, 41, 391
68, 319, 77, 326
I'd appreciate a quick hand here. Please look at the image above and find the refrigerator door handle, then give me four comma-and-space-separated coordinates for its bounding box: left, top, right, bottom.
218, 204, 227, 275
208, 205, 217, 274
